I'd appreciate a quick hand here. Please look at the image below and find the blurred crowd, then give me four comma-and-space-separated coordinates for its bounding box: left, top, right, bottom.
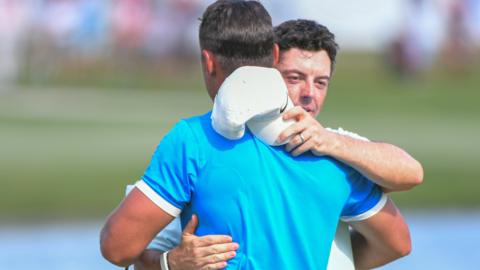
387, 0, 480, 77
0, 0, 480, 86
0, 0, 204, 86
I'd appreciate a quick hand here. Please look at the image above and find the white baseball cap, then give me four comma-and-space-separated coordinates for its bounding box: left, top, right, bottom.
211, 66, 295, 145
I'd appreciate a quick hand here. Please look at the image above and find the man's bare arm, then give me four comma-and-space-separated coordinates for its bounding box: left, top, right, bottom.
100, 188, 175, 267
318, 135, 423, 192
278, 106, 423, 191
349, 197, 411, 269
133, 250, 162, 270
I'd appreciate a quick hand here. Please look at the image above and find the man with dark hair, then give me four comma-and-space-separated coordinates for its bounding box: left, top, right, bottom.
101, 1, 281, 268
101, 2, 417, 269
131, 18, 422, 270
198, 0, 274, 76
275, 19, 339, 73
275, 19, 422, 192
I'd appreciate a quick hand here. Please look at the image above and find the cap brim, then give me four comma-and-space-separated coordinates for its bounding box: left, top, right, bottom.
247, 115, 295, 146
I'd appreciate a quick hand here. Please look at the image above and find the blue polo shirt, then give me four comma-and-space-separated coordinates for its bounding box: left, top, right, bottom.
137, 112, 385, 269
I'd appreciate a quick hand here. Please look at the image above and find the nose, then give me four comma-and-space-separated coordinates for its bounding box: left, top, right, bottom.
299, 81, 314, 105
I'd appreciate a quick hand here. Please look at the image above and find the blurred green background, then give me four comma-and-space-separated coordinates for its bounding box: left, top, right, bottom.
1, 1, 480, 270
1, 0, 479, 223
1, 52, 479, 222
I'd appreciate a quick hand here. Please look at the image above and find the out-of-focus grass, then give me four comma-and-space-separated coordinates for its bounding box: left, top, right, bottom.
327, 53, 480, 209
1, 53, 479, 221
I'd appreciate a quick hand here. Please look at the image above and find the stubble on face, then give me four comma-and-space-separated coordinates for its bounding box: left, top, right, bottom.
275, 48, 332, 117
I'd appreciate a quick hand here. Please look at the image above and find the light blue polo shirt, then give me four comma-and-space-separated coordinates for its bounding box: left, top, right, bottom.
137, 112, 385, 269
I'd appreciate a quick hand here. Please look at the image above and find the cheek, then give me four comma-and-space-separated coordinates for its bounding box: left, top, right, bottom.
287, 85, 302, 103
314, 91, 328, 108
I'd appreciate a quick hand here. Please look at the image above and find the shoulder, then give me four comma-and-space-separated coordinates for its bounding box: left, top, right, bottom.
167, 112, 211, 142
181, 112, 216, 146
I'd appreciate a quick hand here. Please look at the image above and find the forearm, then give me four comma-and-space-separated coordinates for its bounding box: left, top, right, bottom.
328, 135, 423, 191
350, 229, 400, 269
134, 250, 163, 270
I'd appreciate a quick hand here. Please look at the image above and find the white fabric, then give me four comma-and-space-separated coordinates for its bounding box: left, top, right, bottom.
134, 180, 181, 217
340, 193, 388, 222
212, 66, 295, 145
326, 127, 370, 142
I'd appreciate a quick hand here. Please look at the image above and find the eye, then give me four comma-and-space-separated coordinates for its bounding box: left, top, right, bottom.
286, 75, 300, 84
316, 80, 328, 89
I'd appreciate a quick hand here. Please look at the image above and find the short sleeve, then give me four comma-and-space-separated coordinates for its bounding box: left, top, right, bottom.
136, 120, 200, 217
340, 169, 387, 222
147, 218, 182, 252
125, 184, 182, 251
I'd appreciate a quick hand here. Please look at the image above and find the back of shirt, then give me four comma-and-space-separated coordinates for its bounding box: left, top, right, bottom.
139, 112, 384, 269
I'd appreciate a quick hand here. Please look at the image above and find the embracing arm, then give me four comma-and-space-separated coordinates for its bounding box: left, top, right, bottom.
349, 197, 411, 269
134, 215, 238, 270
100, 188, 175, 267
278, 106, 423, 192
322, 134, 423, 192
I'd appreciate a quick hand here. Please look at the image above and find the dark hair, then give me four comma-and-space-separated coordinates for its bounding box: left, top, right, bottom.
199, 0, 274, 75
274, 19, 339, 72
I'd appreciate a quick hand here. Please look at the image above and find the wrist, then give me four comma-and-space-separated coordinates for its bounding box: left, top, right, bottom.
160, 251, 170, 270
322, 131, 342, 156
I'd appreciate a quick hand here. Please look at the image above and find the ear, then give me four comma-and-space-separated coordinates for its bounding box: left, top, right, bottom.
201, 49, 216, 76
273, 44, 280, 65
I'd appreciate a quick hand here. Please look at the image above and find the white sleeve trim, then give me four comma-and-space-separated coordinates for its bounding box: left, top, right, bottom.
135, 180, 181, 217
340, 193, 388, 222
326, 127, 370, 142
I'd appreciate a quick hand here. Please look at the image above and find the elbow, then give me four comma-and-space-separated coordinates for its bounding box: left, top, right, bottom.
379, 236, 411, 266
411, 159, 424, 187
392, 236, 412, 259
399, 161, 424, 191
100, 227, 136, 267
388, 225, 412, 260
100, 243, 129, 267
409, 161, 424, 190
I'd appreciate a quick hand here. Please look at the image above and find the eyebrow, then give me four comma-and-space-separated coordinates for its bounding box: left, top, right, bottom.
281, 69, 331, 81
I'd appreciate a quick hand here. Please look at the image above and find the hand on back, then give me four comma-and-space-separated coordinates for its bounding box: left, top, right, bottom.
168, 215, 239, 270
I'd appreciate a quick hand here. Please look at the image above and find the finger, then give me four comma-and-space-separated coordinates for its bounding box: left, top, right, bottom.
277, 122, 307, 144
286, 123, 316, 151
200, 261, 228, 270
285, 134, 299, 152
286, 129, 313, 152
291, 139, 315, 157
201, 251, 237, 266
196, 242, 239, 257
282, 106, 307, 121
288, 127, 315, 156
195, 235, 234, 247
183, 214, 199, 235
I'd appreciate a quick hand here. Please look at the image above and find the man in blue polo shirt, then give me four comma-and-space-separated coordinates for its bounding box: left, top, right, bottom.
100, 1, 411, 269
134, 18, 423, 270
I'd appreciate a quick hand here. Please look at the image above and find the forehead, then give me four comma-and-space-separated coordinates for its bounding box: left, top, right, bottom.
277, 48, 332, 76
